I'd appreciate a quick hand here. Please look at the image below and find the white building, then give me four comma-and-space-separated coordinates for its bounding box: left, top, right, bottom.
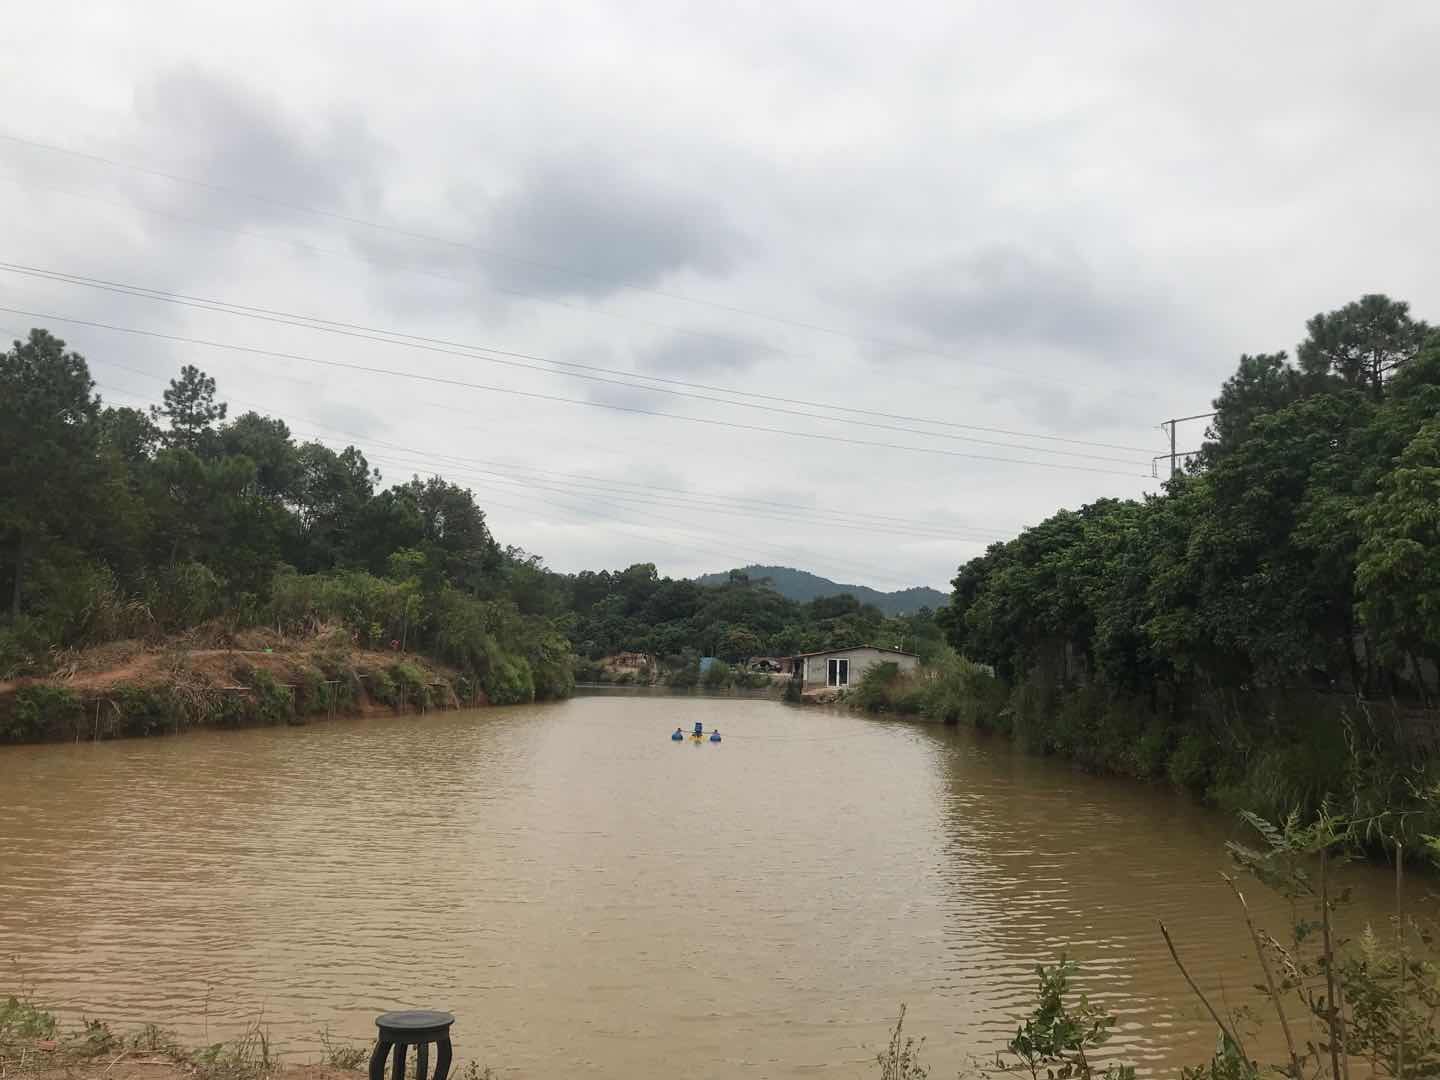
792, 645, 920, 691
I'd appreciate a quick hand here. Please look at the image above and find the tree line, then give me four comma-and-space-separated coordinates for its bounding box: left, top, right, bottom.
0, 330, 947, 699
0, 331, 574, 702
940, 294, 1440, 822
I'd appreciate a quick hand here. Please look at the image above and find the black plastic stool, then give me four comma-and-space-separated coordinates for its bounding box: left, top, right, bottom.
369, 1010, 455, 1080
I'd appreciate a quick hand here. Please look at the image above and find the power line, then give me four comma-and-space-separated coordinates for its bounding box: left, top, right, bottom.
75, 346, 1031, 534
93, 380, 943, 586
90, 358, 1006, 543
0, 302, 1153, 478
0, 131, 1163, 406
0, 176, 1161, 455
0, 262, 1157, 464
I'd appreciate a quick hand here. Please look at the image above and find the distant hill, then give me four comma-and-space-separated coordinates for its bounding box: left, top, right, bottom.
694, 565, 948, 616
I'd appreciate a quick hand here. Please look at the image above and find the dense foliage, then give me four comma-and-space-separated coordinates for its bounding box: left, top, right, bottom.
942, 295, 1440, 825
0, 329, 951, 705
565, 565, 947, 666
0, 331, 573, 703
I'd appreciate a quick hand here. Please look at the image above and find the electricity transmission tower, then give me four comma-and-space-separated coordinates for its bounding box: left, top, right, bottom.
1155, 412, 1217, 478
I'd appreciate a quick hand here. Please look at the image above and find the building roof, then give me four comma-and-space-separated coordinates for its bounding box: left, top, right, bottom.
791, 644, 919, 659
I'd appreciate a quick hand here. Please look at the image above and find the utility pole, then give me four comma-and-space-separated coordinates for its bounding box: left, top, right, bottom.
1156, 412, 1218, 478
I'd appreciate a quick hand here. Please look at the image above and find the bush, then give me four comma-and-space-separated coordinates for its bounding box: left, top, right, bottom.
367, 667, 399, 707
142, 561, 225, 631
484, 653, 535, 705
31, 560, 152, 645
389, 662, 430, 710
0, 685, 83, 742
1167, 730, 1215, 792
0, 615, 57, 679
701, 659, 732, 689
854, 661, 901, 711
574, 659, 607, 683
667, 661, 700, 688
108, 686, 181, 737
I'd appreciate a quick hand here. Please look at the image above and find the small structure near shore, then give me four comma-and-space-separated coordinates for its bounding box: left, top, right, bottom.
792, 645, 919, 692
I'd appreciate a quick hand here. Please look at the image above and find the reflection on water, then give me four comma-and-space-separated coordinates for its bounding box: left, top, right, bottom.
0, 692, 1414, 1078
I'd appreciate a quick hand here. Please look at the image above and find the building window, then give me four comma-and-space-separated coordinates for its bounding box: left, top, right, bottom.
827, 658, 848, 687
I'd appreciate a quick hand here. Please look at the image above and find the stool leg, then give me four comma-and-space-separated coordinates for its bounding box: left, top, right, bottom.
391, 1043, 407, 1080
433, 1036, 452, 1080
417, 1043, 430, 1080
368, 1041, 391, 1080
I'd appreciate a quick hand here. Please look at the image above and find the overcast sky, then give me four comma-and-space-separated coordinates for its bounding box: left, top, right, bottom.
3, 1, 1437, 591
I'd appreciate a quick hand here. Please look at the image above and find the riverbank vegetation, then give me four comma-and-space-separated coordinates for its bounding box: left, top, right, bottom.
0, 991, 495, 1080
0, 330, 577, 729
882, 808, 1440, 1080
920, 294, 1440, 836
1, 327, 955, 740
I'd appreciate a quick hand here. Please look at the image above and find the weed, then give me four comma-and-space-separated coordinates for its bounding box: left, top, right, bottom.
0, 995, 58, 1041
875, 1005, 928, 1080
67, 1018, 122, 1058
189, 1020, 276, 1080
319, 1028, 369, 1071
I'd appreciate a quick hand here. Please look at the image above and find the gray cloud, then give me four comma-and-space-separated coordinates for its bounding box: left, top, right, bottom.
861, 244, 1166, 357
635, 333, 761, 377
478, 155, 750, 299
5, 0, 1437, 591
132, 67, 383, 227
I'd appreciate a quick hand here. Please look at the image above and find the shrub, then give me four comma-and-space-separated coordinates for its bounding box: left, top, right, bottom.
142, 561, 225, 631
109, 686, 181, 737
1, 685, 83, 742
0, 615, 56, 679
484, 654, 535, 705
0, 994, 58, 1040
574, 659, 607, 683
31, 561, 152, 645
854, 661, 901, 711
701, 659, 732, 689
667, 661, 700, 688
367, 668, 399, 707
389, 662, 430, 710
1167, 730, 1215, 792
294, 669, 329, 717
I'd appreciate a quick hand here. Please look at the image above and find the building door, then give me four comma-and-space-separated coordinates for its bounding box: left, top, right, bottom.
827, 658, 848, 687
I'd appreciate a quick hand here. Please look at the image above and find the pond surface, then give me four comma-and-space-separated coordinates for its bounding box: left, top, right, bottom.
0, 691, 1411, 1077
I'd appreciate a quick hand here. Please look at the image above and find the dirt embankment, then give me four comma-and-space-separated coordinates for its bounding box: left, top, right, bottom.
0, 625, 483, 745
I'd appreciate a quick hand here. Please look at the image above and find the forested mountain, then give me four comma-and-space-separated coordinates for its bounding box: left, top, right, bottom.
693, 566, 947, 615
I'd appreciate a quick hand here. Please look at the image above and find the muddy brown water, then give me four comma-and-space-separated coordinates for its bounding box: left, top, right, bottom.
0, 691, 1418, 1078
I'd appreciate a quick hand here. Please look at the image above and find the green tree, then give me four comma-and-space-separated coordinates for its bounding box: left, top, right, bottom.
1202, 352, 1302, 462
151, 364, 227, 454
220, 412, 300, 501
0, 330, 102, 615
1356, 418, 1440, 678
1297, 294, 1431, 401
